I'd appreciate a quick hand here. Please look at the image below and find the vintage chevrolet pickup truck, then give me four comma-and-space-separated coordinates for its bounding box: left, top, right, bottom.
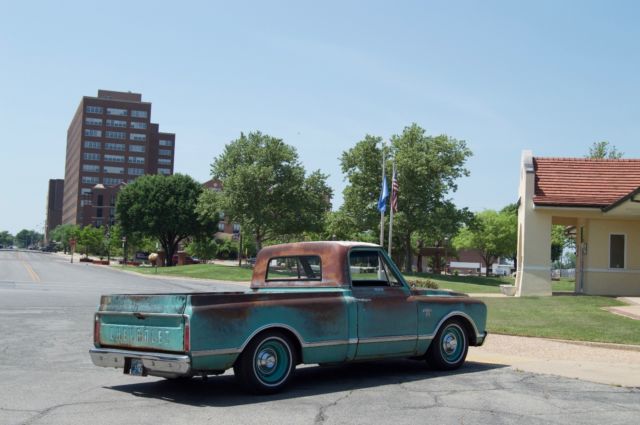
90, 241, 487, 393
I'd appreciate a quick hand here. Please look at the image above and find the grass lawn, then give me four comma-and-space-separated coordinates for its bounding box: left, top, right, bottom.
483, 295, 640, 345
120, 263, 253, 281
406, 272, 510, 293
552, 278, 576, 292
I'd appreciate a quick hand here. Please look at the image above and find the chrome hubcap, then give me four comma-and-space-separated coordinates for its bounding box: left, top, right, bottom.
256, 348, 277, 374
443, 333, 458, 354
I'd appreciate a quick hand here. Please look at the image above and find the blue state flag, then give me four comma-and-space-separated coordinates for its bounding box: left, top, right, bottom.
377, 174, 389, 213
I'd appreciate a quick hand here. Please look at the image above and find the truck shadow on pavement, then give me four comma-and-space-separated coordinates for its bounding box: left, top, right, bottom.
107, 360, 505, 407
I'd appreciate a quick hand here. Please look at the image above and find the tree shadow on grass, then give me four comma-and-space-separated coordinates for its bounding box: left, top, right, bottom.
106, 359, 506, 407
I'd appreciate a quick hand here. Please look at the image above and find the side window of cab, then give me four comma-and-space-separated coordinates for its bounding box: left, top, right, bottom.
349, 250, 402, 287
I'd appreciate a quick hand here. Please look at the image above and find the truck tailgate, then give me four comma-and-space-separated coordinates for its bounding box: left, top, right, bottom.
95, 294, 189, 353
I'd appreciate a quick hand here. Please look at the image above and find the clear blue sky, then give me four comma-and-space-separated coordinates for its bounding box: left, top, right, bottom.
1, 1, 639, 235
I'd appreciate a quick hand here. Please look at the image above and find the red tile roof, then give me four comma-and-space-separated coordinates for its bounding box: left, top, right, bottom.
533, 157, 640, 207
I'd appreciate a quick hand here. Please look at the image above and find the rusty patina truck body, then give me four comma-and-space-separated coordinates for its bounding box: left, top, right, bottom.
90, 241, 487, 393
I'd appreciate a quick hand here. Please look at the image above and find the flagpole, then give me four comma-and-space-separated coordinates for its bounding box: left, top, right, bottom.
379, 148, 386, 247
388, 161, 396, 256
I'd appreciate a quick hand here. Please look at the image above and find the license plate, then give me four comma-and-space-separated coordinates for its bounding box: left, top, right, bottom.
129, 359, 145, 376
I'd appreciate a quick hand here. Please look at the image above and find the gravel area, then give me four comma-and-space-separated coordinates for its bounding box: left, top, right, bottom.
468, 333, 640, 387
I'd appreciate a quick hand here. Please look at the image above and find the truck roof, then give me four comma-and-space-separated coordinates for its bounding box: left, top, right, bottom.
251, 241, 379, 289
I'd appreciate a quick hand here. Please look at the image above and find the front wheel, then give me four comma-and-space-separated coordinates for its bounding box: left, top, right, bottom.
234, 331, 296, 394
426, 319, 469, 370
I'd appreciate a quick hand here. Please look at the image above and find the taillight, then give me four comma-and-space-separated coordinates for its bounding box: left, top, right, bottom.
93, 314, 100, 346
183, 317, 190, 352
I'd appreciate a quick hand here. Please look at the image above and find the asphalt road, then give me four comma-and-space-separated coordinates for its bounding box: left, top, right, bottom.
0, 250, 638, 425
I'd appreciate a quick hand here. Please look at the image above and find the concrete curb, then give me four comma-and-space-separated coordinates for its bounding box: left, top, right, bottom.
489, 331, 640, 352
106, 265, 252, 288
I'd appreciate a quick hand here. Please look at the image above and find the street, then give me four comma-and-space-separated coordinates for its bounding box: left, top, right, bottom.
0, 250, 638, 425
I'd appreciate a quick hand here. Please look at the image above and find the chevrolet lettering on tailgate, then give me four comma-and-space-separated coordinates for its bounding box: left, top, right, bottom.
90, 241, 487, 394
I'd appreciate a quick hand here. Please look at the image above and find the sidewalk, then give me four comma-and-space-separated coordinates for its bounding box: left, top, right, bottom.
605, 297, 640, 320
468, 333, 640, 388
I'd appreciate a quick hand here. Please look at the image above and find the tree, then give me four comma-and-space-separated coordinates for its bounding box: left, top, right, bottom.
50, 224, 80, 253
499, 203, 519, 268
340, 135, 387, 233
186, 237, 218, 262
14, 229, 43, 248
209, 132, 332, 249
0, 231, 14, 247
453, 209, 517, 276
117, 174, 215, 266
340, 124, 472, 271
77, 225, 104, 257
587, 141, 623, 159
411, 202, 474, 273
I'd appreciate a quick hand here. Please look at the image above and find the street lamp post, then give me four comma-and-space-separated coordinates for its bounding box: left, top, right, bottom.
121, 236, 127, 268
105, 228, 111, 265
444, 236, 450, 275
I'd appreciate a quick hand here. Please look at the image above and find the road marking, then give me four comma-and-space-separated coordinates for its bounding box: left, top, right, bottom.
21, 261, 41, 283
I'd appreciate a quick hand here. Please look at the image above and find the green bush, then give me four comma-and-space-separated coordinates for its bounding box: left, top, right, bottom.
406, 279, 439, 289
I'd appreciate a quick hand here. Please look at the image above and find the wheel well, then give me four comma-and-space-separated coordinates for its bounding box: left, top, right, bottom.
446, 316, 477, 346
244, 327, 303, 365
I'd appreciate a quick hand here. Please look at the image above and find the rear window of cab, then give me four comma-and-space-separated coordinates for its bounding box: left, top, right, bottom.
266, 255, 322, 281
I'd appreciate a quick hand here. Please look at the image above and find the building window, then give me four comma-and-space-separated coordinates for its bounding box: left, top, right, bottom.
104, 154, 124, 163
82, 164, 100, 173
83, 152, 100, 161
106, 107, 127, 116
130, 133, 146, 141
233, 223, 240, 233
219, 211, 225, 219
80, 199, 93, 207
105, 131, 126, 140
128, 156, 145, 164
85, 117, 102, 126
86, 105, 103, 114
159, 139, 173, 147
130, 121, 147, 129
129, 145, 145, 153
131, 110, 148, 118
128, 167, 144, 176
159, 149, 172, 157
104, 177, 124, 186
217, 222, 225, 231
80, 188, 92, 195
610, 234, 625, 269
105, 143, 125, 151
106, 119, 127, 128
158, 158, 171, 165
84, 129, 102, 137
82, 176, 99, 184
83, 140, 101, 149
103, 166, 124, 174
157, 168, 171, 175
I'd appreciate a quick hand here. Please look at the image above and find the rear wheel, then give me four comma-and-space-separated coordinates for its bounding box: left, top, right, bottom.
426, 319, 469, 370
234, 331, 296, 394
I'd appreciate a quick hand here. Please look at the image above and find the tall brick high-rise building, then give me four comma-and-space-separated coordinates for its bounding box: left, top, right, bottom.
62, 90, 175, 227
44, 179, 64, 243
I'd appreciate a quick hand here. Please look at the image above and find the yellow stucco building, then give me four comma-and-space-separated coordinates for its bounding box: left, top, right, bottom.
516, 151, 640, 296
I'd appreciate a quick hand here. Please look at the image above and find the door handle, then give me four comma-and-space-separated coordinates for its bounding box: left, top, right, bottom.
355, 298, 371, 303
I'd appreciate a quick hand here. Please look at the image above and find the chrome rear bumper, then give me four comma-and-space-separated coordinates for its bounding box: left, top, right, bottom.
89, 347, 191, 378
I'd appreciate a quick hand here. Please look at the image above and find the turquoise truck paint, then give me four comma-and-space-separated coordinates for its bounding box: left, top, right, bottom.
92, 241, 488, 377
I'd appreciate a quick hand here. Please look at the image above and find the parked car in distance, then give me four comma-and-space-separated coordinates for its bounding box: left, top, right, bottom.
90, 241, 488, 394
171, 254, 200, 265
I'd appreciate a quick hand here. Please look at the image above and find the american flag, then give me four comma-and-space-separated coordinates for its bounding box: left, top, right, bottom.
391, 166, 399, 213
